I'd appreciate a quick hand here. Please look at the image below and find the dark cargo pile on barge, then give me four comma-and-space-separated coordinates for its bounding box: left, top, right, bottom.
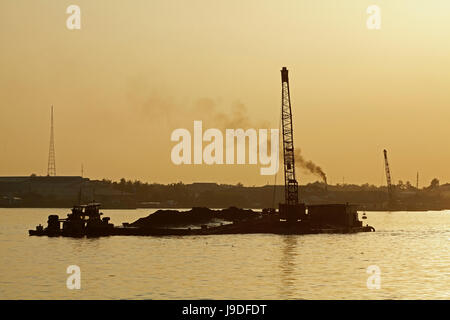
130, 207, 259, 228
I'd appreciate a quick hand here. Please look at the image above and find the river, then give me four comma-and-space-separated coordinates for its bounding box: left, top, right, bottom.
0, 208, 448, 299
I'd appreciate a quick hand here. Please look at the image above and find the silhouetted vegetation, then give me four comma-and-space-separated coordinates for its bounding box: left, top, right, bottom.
1, 175, 450, 210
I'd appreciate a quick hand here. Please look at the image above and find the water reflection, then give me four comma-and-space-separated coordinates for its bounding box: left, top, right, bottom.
279, 235, 298, 299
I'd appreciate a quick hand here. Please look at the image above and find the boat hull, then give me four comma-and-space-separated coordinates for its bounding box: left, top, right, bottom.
29, 222, 375, 237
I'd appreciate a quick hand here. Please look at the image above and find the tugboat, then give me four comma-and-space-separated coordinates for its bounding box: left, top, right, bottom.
29, 203, 114, 237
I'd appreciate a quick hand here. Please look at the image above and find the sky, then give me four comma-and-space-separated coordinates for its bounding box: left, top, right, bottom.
1, 0, 450, 186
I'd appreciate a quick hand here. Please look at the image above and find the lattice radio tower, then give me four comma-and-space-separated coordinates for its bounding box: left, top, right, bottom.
47, 106, 56, 176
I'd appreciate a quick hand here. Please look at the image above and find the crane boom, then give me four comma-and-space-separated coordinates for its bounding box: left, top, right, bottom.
278, 67, 305, 222
383, 149, 393, 202
281, 67, 299, 205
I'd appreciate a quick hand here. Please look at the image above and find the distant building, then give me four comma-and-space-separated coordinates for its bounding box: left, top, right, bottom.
0, 176, 88, 196
0, 175, 137, 208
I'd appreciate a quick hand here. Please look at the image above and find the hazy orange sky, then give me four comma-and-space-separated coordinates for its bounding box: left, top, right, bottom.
1, 0, 450, 186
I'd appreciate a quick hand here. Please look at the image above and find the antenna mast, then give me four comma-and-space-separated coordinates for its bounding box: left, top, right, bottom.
47, 106, 56, 176
416, 171, 419, 189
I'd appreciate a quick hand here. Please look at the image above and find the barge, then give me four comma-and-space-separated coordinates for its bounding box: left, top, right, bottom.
29, 203, 375, 237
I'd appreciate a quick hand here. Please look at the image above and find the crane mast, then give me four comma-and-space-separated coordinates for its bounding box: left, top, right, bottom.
281, 67, 298, 205
383, 149, 393, 202
279, 67, 305, 222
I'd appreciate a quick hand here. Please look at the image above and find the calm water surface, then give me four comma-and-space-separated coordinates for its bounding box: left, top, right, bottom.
0, 208, 449, 299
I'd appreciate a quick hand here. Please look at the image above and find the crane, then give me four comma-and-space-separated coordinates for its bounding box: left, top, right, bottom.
279, 67, 306, 222
383, 149, 394, 203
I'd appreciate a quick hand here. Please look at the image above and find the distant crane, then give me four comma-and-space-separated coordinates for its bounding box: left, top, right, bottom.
279, 67, 305, 222
383, 149, 393, 203
47, 106, 56, 176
